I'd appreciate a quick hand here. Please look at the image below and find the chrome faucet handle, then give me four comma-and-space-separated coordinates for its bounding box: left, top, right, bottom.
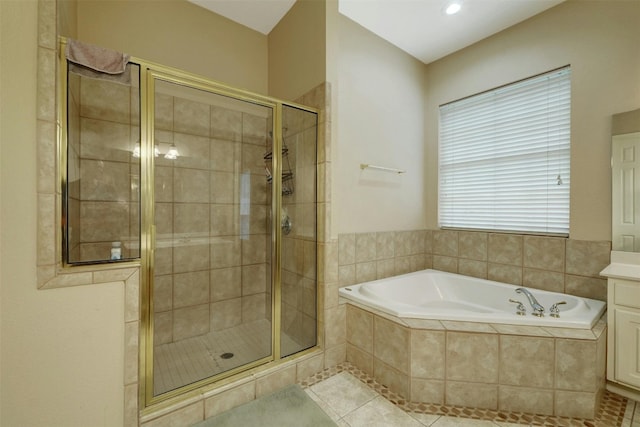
531, 306, 545, 317
508, 299, 527, 316
550, 301, 567, 318
515, 287, 545, 317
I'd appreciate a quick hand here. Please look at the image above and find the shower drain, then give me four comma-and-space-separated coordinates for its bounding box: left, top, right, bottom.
220, 352, 234, 359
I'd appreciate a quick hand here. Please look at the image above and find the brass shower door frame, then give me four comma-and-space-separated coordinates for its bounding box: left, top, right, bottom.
57, 38, 320, 413
137, 63, 319, 409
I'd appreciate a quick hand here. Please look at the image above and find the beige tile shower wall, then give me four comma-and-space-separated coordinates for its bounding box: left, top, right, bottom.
338, 230, 427, 287
76, 75, 139, 261
338, 229, 610, 301
152, 91, 271, 344
345, 304, 607, 419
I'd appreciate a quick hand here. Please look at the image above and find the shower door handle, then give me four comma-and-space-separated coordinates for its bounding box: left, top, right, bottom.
281, 214, 292, 235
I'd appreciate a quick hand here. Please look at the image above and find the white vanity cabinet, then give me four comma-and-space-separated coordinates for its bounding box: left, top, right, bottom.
601, 252, 640, 398
609, 279, 640, 389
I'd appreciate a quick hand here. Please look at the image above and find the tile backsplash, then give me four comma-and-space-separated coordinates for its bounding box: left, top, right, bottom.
338, 229, 611, 301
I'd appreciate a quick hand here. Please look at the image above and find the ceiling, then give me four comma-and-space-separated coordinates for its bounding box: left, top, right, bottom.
188, 0, 296, 35
188, 0, 564, 64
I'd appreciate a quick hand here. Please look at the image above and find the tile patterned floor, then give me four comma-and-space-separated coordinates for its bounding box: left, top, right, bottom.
301, 363, 636, 427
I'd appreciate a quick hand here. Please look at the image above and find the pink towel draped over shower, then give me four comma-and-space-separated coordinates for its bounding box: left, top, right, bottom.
65, 38, 131, 84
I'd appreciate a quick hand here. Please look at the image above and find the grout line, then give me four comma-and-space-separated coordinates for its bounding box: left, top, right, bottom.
407, 411, 442, 426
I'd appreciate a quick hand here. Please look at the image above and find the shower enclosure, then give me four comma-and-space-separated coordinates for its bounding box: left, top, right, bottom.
61, 43, 319, 405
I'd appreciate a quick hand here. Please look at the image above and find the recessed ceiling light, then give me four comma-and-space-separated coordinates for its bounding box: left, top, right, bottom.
445, 2, 462, 15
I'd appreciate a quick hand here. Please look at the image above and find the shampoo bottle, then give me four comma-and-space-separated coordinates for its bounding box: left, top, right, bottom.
111, 241, 122, 260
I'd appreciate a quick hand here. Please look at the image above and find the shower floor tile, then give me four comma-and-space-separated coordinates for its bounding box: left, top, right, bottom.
301, 363, 631, 427
154, 319, 300, 395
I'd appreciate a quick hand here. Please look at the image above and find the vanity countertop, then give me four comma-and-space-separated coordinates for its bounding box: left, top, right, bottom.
600, 250, 640, 281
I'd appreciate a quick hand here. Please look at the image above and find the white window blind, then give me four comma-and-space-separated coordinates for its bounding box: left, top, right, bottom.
439, 67, 571, 235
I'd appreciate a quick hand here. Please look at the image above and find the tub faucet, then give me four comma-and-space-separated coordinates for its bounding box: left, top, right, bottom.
515, 288, 545, 317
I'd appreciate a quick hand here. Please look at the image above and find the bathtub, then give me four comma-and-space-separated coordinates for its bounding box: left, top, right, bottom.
338, 269, 606, 329
340, 269, 607, 417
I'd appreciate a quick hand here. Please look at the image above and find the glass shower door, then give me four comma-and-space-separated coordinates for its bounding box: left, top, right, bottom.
279, 105, 318, 357
150, 76, 275, 397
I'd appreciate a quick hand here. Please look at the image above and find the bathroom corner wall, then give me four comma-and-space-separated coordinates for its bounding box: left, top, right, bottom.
294, 82, 345, 368
266, 0, 343, 370
338, 229, 610, 301
333, 13, 427, 235
290, 82, 345, 368
267, 0, 326, 101
338, 230, 427, 285
268, 0, 338, 361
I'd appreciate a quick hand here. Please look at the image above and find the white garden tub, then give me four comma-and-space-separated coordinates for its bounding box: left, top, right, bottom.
338, 269, 606, 329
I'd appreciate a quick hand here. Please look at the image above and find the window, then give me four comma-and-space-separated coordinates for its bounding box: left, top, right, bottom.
438, 67, 571, 235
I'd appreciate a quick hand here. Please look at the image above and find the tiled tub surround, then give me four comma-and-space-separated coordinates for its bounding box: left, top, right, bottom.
344, 303, 607, 419
339, 230, 611, 302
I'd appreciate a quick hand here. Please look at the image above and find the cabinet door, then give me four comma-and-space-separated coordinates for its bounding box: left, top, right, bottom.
616, 308, 640, 388
612, 133, 640, 251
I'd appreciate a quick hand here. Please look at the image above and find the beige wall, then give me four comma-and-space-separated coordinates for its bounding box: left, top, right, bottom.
268, 0, 326, 100
0, 1, 3, 423
424, 0, 640, 241
1, 1, 125, 426
612, 108, 640, 136
58, 0, 77, 39
75, 0, 268, 94
334, 15, 427, 235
